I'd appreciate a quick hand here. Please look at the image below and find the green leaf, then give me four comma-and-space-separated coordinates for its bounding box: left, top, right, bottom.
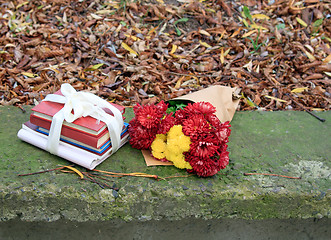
166, 100, 190, 114
84, 63, 104, 71
312, 18, 323, 28
276, 23, 285, 29
175, 26, 181, 36
246, 96, 257, 107
25, 13, 30, 21
247, 37, 256, 47
174, 18, 189, 25
243, 6, 253, 22
173, 18, 189, 36
166, 106, 177, 114
241, 93, 257, 108
242, 18, 250, 28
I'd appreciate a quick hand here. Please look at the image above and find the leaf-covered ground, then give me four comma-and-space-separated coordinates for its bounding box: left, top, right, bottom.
0, 0, 330, 111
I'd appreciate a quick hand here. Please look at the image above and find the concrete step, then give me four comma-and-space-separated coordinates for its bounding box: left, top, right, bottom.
0, 106, 330, 224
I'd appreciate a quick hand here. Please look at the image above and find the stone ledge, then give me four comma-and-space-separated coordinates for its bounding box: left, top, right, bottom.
0, 106, 330, 222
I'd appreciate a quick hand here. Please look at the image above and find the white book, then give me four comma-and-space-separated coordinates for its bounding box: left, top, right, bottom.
17, 123, 129, 170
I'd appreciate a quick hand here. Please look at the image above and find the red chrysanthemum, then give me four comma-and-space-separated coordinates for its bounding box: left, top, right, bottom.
157, 113, 176, 134
155, 100, 168, 115
135, 105, 162, 129
205, 114, 222, 129
218, 149, 229, 169
216, 122, 231, 143
189, 133, 219, 158
182, 115, 211, 138
185, 152, 220, 177
129, 101, 170, 149
128, 119, 157, 149
133, 103, 143, 115
174, 108, 187, 124
184, 102, 216, 116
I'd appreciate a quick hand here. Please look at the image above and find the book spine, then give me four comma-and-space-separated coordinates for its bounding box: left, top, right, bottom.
30, 114, 105, 148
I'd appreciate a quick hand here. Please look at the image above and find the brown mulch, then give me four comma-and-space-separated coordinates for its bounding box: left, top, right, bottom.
0, 0, 330, 111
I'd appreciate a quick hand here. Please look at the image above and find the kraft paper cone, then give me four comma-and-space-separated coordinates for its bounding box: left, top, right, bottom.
144, 85, 240, 166
173, 85, 239, 123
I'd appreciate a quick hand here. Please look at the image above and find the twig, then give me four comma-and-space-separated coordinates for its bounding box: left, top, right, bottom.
93, 169, 163, 180
244, 173, 301, 179
82, 172, 119, 190
86, 172, 118, 181
81, 177, 105, 189
60, 171, 119, 190
18, 165, 74, 176
17, 105, 26, 113
288, 95, 326, 122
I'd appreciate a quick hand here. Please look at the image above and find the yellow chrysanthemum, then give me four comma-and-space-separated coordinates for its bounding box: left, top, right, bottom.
151, 150, 166, 160
151, 134, 168, 160
155, 133, 166, 141
164, 148, 171, 160
167, 125, 183, 139
178, 135, 191, 152
169, 153, 192, 169
151, 124, 192, 169
151, 137, 167, 153
166, 138, 182, 155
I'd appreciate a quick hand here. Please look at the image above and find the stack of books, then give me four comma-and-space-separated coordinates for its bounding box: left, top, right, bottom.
17, 90, 129, 169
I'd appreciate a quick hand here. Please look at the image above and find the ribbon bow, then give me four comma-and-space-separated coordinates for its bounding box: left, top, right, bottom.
44, 83, 124, 155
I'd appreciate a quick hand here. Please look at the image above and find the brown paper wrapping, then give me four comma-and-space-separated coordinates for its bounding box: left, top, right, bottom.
144, 85, 240, 166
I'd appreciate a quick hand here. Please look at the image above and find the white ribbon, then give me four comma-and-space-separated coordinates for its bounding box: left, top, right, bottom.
43, 83, 124, 155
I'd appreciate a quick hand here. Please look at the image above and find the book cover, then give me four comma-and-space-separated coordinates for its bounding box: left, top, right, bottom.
31, 89, 125, 134
36, 122, 129, 155
30, 113, 110, 148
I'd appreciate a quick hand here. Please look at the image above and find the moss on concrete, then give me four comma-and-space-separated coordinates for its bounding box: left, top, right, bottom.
0, 106, 330, 222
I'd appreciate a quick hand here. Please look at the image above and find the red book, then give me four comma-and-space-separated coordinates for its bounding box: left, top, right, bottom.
21, 121, 129, 157
30, 90, 126, 148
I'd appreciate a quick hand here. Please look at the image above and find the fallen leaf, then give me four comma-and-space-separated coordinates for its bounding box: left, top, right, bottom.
291, 87, 308, 93
84, 63, 104, 71
90, 13, 103, 20
251, 14, 270, 20
304, 50, 316, 61
170, 44, 178, 54
323, 54, 331, 63
296, 17, 308, 27
264, 95, 287, 103
242, 30, 257, 38
250, 24, 268, 31
230, 27, 242, 38
21, 72, 38, 78
324, 72, 331, 77
95, 9, 114, 15
125, 34, 139, 41
121, 42, 139, 56
220, 48, 224, 64
199, 29, 211, 36
199, 40, 212, 48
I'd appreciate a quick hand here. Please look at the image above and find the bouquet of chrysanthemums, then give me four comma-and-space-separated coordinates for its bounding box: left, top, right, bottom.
128, 100, 231, 177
